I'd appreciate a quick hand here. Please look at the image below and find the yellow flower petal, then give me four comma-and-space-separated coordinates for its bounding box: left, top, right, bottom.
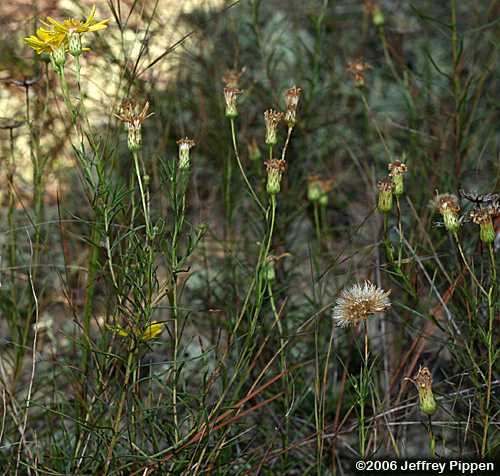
141, 322, 163, 341
86, 5, 96, 25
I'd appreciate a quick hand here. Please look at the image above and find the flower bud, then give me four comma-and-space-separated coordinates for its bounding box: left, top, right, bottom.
127, 123, 142, 152
414, 367, 438, 415
319, 192, 329, 207
346, 58, 372, 88
51, 44, 66, 70
263, 257, 276, 282
224, 87, 242, 119
470, 209, 496, 244
372, 6, 384, 26
264, 110, 283, 146
284, 86, 302, 128
308, 175, 333, 206
68, 31, 83, 57
377, 178, 394, 214
435, 194, 460, 233
176, 137, 196, 170
388, 159, 408, 197
115, 100, 152, 153
265, 159, 286, 195
307, 176, 322, 202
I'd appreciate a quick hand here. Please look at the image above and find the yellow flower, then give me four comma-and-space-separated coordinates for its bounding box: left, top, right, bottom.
109, 321, 163, 342
141, 322, 163, 341
43, 5, 110, 35
24, 27, 67, 54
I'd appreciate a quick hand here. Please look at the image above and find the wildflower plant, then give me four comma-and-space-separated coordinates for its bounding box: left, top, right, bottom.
4, 2, 498, 473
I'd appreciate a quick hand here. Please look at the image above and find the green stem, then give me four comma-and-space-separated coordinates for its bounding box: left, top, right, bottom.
132, 150, 151, 238
229, 118, 266, 215
481, 244, 497, 457
313, 202, 321, 244
103, 346, 136, 475
396, 196, 403, 268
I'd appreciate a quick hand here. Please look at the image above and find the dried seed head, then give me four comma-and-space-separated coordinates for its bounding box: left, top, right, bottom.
308, 175, 333, 205
414, 366, 438, 415
346, 58, 372, 88
435, 193, 460, 233
470, 208, 495, 244
223, 67, 246, 88
377, 178, 394, 213
224, 87, 242, 119
176, 137, 196, 170
264, 109, 284, 146
284, 86, 302, 128
388, 160, 408, 196
115, 100, 153, 152
264, 158, 287, 195
332, 281, 391, 327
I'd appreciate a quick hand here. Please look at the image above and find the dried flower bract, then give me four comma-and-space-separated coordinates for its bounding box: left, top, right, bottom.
115, 100, 153, 152
388, 159, 408, 196
413, 366, 438, 415
435, 193, 460, 233
377, 177, 394, 213
284, 86, 302, 128
265, 158, 287, 195
224, 87, 243, 119
223, 67, 246, 88
176, 137, 196, 170
346, 58, 372, 87
264, 109, 283, 146
470, 208, 496, 244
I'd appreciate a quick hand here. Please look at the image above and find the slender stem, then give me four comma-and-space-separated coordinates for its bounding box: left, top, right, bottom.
82, 225, 99, 374
7, 129, 21, 381
267, 280, 289, 464
229, 118, 266, 215
396, 196, 403, 269
280, 126, 293, 162
453, 233, 487, 296
427, 415, 436, 457
481, 244, 497, 457
132, 150, 151, 237
103, 347, 136, 475
313, 202, 321, 244
360, 93, 391, 161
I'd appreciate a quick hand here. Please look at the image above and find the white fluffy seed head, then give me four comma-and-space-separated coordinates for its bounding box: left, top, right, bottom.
332, 281, 391, 327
